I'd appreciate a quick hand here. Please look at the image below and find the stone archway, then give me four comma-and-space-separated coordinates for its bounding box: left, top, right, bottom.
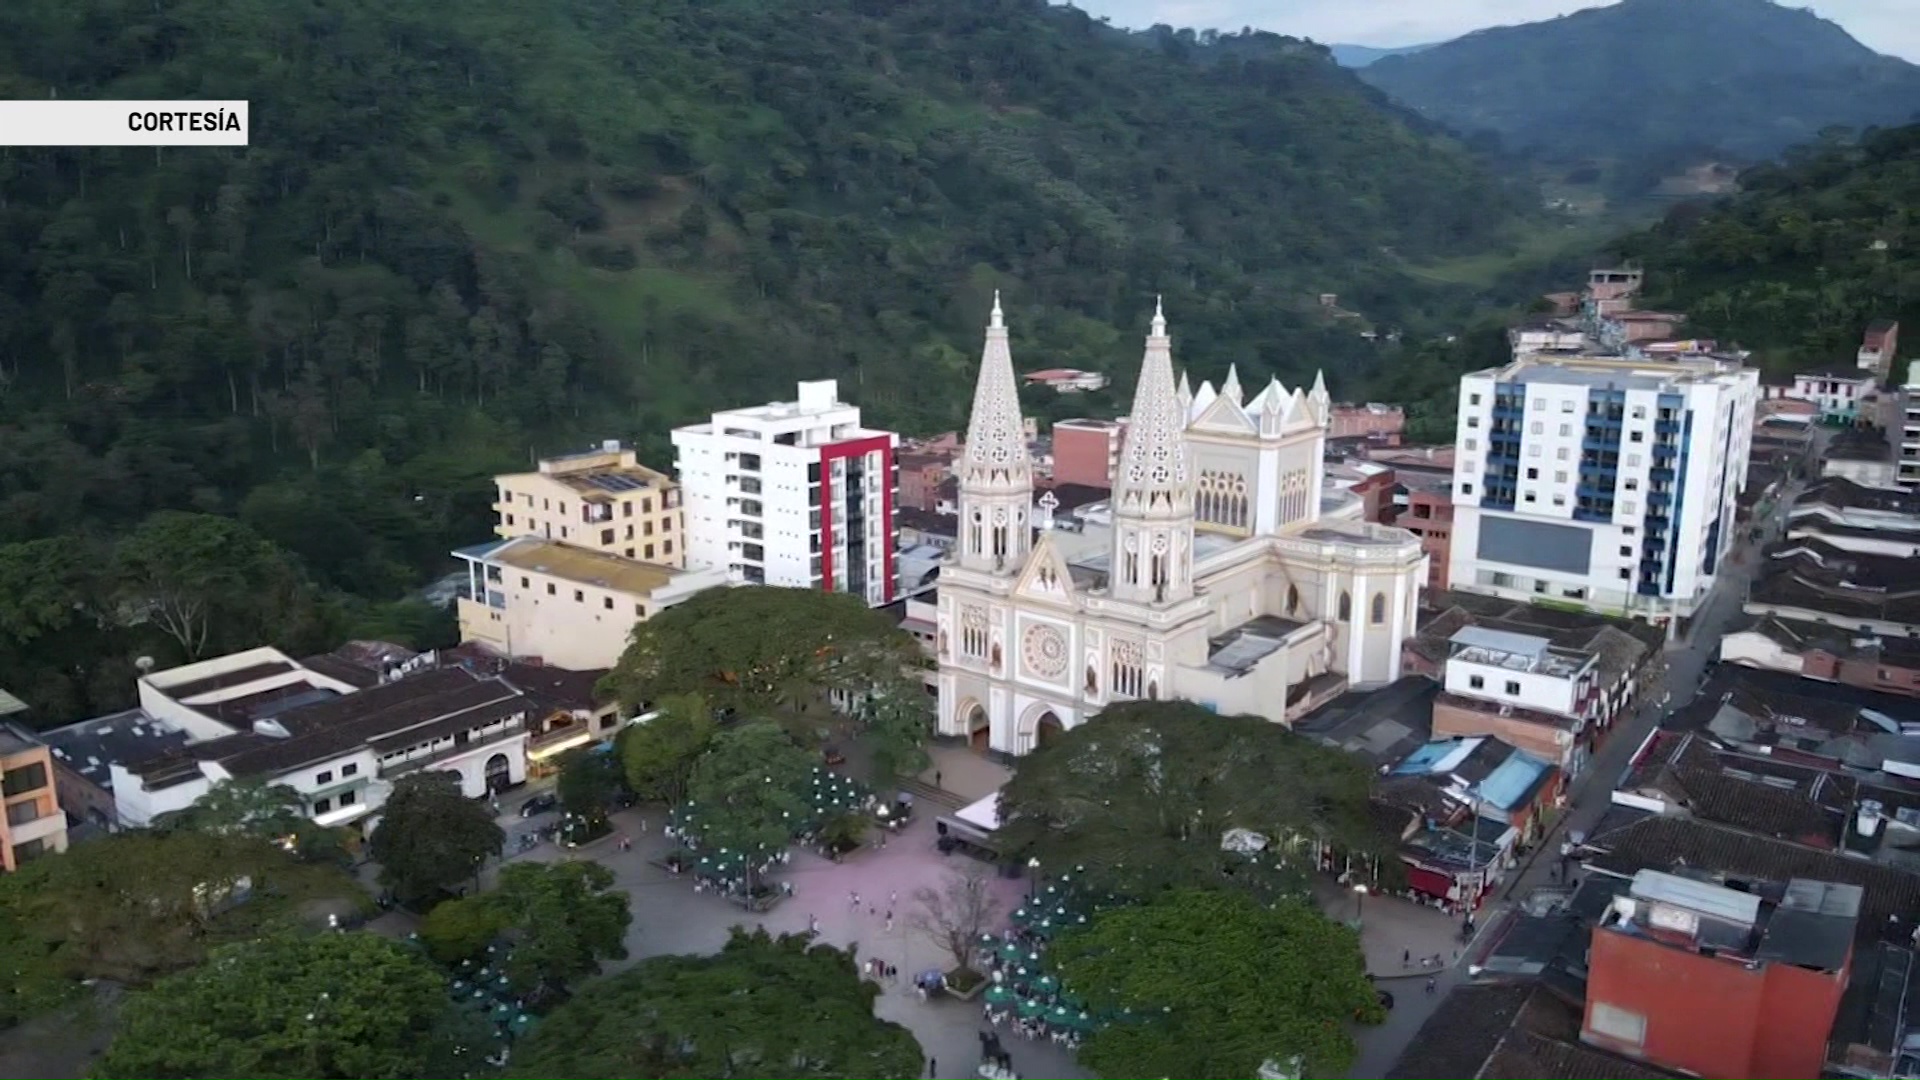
484, 752, 511, 794
965, 703, 990, 753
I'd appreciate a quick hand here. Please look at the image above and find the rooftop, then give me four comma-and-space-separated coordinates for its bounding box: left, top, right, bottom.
1619, 728, 1854, 848
1598, 869, 1861, 974
1734, 613, 1920, 670
1828, 428, 1895, 464
1450, 626, 1593, 678
1795, 477, 1920, 517
39, 708, 189, 788
1296, 676, 1439, 767
1387, 982, 1682, 1080
1205, 615, 1308, 676
469, 537, 679, 595
1477, 353, 1747, 391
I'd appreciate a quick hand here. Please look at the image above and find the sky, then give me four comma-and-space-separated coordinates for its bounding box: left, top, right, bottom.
1072, 0, 1920, 62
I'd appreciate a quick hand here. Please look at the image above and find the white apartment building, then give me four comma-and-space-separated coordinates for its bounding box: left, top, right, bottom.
1450, 355, 1758, 626
1900, 360, 1920, 489
672, 380, 900, 607
1791, 368, 1875, 425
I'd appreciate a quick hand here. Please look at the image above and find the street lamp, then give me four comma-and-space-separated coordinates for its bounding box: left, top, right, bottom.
1352, 883, 1368, 923
1027, 857, 1041, 901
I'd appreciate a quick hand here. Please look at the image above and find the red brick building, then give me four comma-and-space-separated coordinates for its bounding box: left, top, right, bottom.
896, 450, 952, 513
1396, 476, 1455, 590
1050, 418, 1126, 489
1583, 871, 1855, 1080
1328, 403, 1405, 442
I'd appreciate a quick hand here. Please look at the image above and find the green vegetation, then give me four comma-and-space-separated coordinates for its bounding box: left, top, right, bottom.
1052, 889, 1380, 1079
420, 861, 630, 994
1612, 123, 1920, 372
1361, 0, 1920, 194
0, 830, 365, 1025
0, 0, 1538, 726
996, 701, 1399, 904
95, 932, 475, 1080
512, 928, 923, 1079
368, 772, 504, 908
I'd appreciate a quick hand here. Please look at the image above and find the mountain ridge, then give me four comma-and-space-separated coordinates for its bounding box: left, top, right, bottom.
1358, 0, 1920, 165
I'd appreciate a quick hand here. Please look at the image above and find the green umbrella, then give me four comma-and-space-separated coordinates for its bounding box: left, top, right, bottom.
1016, 998, 1047, 1019
997, 941, 1025, 961
1036, 974, 1059, 992
984, 986, 1015, 1005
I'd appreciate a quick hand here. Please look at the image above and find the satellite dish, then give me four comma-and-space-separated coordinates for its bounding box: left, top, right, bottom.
135, 656, 155, 674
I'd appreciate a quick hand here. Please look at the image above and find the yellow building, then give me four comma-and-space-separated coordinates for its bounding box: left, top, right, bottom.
2, 721, 69, 871
493, 441, 687, 567
454, 537, 727, 671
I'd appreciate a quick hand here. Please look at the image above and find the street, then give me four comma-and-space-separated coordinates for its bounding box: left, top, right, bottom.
1345, 462, 1804, 1078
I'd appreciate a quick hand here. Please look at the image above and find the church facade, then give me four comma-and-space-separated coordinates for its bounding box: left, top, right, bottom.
934, 298, 1427, 756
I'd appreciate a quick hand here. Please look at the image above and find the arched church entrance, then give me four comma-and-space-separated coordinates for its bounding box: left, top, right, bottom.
1034, 711, 1065, 748
965, 703, 990, 752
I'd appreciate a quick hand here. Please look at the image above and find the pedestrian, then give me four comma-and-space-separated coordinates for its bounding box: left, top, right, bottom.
809, 915, 820, 934
885, 911, 894, 932
890, 889, 899, 906
1425, 976, 1437, 995
934, 770, 943, 788
1401, 948, 1410, 968
870, 903, 878, 917
927, 1057, 937, 1078
851, 890, 861, 908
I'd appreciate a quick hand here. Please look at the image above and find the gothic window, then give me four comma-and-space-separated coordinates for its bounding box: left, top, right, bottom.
960, 606, 989, 660
1338, 591, 1352, 621
968, 508, 983, 557
1286, 584, 1300, 614
1110, 640, 1144, 699
1370, 592, 1387, 625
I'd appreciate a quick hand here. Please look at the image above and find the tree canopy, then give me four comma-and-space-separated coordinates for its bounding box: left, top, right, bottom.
683, 721, 817, 883
0, 830, 363, 1025
370, 772, 503, 907
512, 928, 922, 1079
422, 860, 630, 992
95, 932, 473, 1080
620, 693, 717, 806
1051, 889, 1379, 1079
996, 701, 1394, 903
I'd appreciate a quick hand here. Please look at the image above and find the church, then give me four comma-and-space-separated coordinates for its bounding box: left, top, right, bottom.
934, 297, 1428, 756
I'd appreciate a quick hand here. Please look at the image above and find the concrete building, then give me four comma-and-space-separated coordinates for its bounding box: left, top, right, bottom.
1861, 319, 1900, 374
673, 379, 900, 606
1393, 472, 1455, 590
1792, 368, 1876, 425
85, 649, 532, 832
453, 536, 725, 671
1449, 354, 1758, 626
896, 450, 953, 513
1328, 403, 1405, 442
1432, 626, 1599, 775
1899, 360, 1920, 490
936, 298, 1424, 755
1022, 368, 1109, 393
1049, 417, 1127, 489
1583, 871, 1855, 1079
1721, 613, 1920, 696
1, 726, 68, 870
1743, 539, 1920, 641
493, 442, 685, 566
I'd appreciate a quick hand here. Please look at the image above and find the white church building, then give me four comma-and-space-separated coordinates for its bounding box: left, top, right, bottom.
934, 297, 1428, 756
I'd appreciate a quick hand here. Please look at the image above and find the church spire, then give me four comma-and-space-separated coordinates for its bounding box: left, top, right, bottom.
1221, 363, 1243, 405
956, 292, 1034, 574
1109, 299, 1194, 605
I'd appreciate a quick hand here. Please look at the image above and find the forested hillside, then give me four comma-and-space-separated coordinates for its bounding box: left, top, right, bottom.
0, 0, 1539, 723
1360, 0, 1920, 181
1613, 124, 1920, 371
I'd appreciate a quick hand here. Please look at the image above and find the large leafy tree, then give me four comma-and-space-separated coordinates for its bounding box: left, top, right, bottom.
997, 701, 1394, 903
423, 861, 630, 992
112, 510, 322, 660
1052, 889, 1380, 1079
682, 721, 815, 890
370, 772, 503, 907
512, 928, 923, 1079
0, 831, 361, 1025
619, 693, 716, 806
556, 745, 626, 828
95, 932, 476, 1080
604, 586, 928, 772
154, 777, 306, 841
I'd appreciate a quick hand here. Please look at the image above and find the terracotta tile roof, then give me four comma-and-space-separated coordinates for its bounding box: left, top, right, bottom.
1388, 982, 1679, 1080
1618, 730, 1853, 848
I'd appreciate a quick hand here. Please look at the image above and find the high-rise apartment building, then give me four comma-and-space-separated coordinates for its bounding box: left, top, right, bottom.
1449, 355, 1758, 625
672, 380, 900, 606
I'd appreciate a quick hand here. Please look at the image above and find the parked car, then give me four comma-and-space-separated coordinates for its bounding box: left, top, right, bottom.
519, 793, 560, 818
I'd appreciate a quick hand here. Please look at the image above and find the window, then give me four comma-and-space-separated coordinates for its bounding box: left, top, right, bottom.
1533, 398, 1545, 409
1338, 592, 1352, 621
1505, 681, 1521, 695
604, 597, 614, 610
1556, 447, 1569, 460
635, 604, 648, 618
1554, 471, 1567, 483
1624, 479, 1638, 491
1627, 454, 1641, 467
560, 526, 569, 539
1369, 593, 1386, 624
1528, 445, 1542, 457
1464, 438, 1478, 451
1623, 526, 1636, 535
1558, 423, 1571, 437
1469, 393, 1482, 405
574, 589, 585, 602
625, 548, 635, 558
1588, 1003, 1647, 1048
623, 500, 633, 517
1530, 421, 1543, 434
1524, 493, 1537, 503
342, 763, 357, 778
315, 770, 333, 785
644, 521, 654, 536
2, 762, 48, 797
645, 544, 656, 560
314, 798, 331, 815
339, 790, 357, 806
1630, 431, 1644, 443
1619, 546, 1632, 557
664, 540, 674, 555
600, 528, 614, 545
505, 514, 515, 526
1469, 675, 1485, 689
1526, 467, 1539, 480
1560, 400, 1574, 412
7, 800, 44, 826
1619, 568, 1632, 579
1460, 482, 1474, 495
1552, 495, 1566, 506
1466, 416, 1480, 429
1622, 501, 1637, 514
625, 525, 635, 540
520, 576, 530, 588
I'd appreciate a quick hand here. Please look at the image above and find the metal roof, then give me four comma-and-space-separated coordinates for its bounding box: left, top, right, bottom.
1630, 869, 1762, 926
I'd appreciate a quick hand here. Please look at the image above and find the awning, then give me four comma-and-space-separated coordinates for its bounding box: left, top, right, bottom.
528, 729, 597, 761
312, 802, 374, 828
